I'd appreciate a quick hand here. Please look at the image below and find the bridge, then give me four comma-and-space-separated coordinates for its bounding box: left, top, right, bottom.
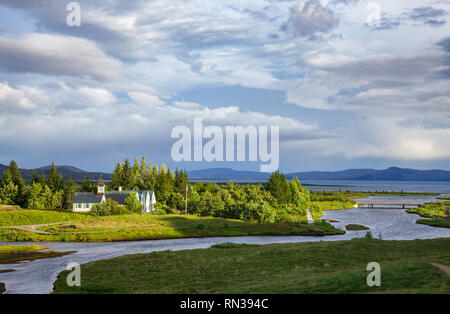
356, 201, 423, 209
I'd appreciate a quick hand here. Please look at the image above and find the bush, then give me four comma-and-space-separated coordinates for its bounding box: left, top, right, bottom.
277, 214, 308, 225
240, 202, 277, 224
364, 231, 373, 239
90, 199, 129, 216
152, 203, 177, 215
124, 193, 143, 213
194, 224, 206, 231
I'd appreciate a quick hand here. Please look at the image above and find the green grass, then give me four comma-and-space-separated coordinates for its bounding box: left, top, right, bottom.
416, 219, 450, 229
311, 201, 355, 211
345, 224, 370, 231
407, 201, 449, 229
0, 209, 86, 227
0, 214, 345, 242
0, 244, 47, 254
52, 238, 450, 294
0, 244, 75, 264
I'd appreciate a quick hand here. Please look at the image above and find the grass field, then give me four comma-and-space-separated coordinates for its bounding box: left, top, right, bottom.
407, 201, 450, 228
0, 244, 74, 264
0, 209, 86, 227
52, 238, 450, 294
0, 214, 345, 242
311, 201, 355, 211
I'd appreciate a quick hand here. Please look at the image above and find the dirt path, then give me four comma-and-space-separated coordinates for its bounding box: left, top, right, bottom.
429, 263, 450, 276
0, 221, 75, 234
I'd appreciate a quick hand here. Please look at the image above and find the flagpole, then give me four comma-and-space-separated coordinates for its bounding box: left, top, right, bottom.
185, 185, 188, 215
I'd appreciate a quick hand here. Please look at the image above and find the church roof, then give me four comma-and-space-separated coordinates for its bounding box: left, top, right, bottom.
73, 192, 103, 204
73, 190, 154, 205
105, 192, 129, 205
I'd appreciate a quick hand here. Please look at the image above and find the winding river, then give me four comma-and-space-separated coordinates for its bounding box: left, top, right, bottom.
1, 196, 449, 294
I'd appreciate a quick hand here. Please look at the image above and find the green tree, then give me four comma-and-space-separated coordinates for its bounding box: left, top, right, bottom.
111, 162, 124, 190
2, 161, 24, 205
124, 192, 143, 213
39, 171, 46, 186
90, 199, 128, 216
31, 169, 40, 184
7, 160, 24, 190
289, 177, 310, 215
0, 181, 18, 205
25, 182, 45, 209
81, 173, 93, 192
47, 163, 59, 191
62, 177, 77, 210
265, 171, 291, 205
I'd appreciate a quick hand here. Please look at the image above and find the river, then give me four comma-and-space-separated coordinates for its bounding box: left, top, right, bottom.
1, 195, 449, 294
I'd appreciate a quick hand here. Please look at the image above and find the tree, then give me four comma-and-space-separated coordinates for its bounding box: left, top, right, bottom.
31, 169, 40, 184
289, 177, 310, 215
139, 156, 149, 190
90, 199, 128, 216
81, 173, 93, 192
111, 162, 124, 190
25, 182, 45, 209
124, 192, 143, 213
63, 177, 77, 210
240, 202, 277, 224
265, 171, 291, 205
7, 160, 24, 190
47, 163, 59, 191
0, 181, 18, 205
155, 164, 171, 202
2, 161, 24, 205
39, 171, 46, 186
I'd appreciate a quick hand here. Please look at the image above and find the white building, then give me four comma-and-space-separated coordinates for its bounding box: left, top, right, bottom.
73, 175, 156, 213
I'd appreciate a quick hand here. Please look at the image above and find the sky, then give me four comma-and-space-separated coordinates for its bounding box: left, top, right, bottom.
0, 0, 449, 173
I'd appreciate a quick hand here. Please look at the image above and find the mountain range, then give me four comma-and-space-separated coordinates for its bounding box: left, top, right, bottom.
189, 167, 450, 182
0, 164, 449, 182
0, 164, 111, 181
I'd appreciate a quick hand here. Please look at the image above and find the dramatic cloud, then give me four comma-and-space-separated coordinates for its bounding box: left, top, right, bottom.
0, 82, 49, 113
287, 0, 338, 38
0, 33, 122, 80
409, 6, 447, 26
0, 0, 449, 171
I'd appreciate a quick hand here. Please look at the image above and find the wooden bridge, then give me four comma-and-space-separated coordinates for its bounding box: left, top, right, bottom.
356, 201, 423, 209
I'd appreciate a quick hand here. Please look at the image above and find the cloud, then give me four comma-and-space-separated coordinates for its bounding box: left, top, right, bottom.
0, 82, 49, 113
409, 6, 447, 21
287, 0, 338, 38
128, 91, 165, 108
0, 33, 122, 80
59, 84, 117, 109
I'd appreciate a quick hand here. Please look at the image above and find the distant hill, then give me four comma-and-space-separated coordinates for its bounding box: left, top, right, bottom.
189, 168, 271, 182
0, 164, 112, 181
1, 164, 449, 182
286, 167, 450, 181
189, 167, 450, 182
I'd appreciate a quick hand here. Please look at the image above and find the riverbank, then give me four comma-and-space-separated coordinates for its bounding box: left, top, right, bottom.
52, 238, 450, 294
0, 214, 344, 242
0, 244, 74, 265
406, 201, 450, 228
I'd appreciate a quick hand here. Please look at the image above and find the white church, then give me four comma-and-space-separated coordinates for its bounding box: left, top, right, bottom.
73, 175, 156, 213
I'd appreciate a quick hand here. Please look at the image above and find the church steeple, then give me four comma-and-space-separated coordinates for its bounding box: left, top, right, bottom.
97, 174, 105, 196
